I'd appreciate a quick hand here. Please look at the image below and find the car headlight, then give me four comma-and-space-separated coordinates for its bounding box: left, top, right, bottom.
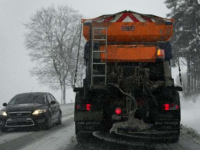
32, 109, 46, 115
0, 111, 7, 116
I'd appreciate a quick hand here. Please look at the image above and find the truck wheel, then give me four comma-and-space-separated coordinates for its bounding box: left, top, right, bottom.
161, 133, 179, 143
170, 127, 180, 143
170, 136, 179, 143
75, 122, 94, 145
76, 133, 93, 145
1, 127, 8, 132
167, 122, 180, 143
76, 133, 85, 145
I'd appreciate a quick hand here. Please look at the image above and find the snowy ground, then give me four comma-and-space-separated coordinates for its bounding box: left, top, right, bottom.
20, 116, 75, 150
181, 96, 200, 134
172, 66, 200, 134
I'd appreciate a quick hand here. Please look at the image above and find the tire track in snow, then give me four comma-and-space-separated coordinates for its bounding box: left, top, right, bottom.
0, 104, 74, 150
67, 134, 200, 150
0, 115, 74, 150
20, 119, 75, 150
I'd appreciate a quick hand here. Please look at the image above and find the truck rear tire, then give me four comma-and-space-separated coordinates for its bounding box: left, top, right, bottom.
170, 126, 180, 143
75, 121, 93, 144
76, 133, 85, 145
1, 127, 8, 132
164, 122, 180, 143
170, 136, 179, 143
76, 133, 94, 145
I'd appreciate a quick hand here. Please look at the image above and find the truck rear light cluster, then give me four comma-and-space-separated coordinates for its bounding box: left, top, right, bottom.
115, 107, 122, 115
76, 104, 91, 111
163, 104, 179, 111
157, 49, 165, 59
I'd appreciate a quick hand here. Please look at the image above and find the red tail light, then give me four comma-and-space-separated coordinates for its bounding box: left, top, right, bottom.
76, 104, 91, 111
76, 104, 80, 109
163, 104, 179, 111
86, 104, 91, 111
163, 104, 170, 110
115, 107, 122, 115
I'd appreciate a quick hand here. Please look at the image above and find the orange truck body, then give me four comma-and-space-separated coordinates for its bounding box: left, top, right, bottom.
82, 22, 173, 43
100, 45, 157, 62
82, 11, 173, 62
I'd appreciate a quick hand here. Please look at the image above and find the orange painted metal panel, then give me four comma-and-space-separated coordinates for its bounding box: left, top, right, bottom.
83, 22, 173, 42
100, 45, 157, 62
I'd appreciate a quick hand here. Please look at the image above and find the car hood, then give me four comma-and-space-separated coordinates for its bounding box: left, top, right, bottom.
3, 104, 45, 112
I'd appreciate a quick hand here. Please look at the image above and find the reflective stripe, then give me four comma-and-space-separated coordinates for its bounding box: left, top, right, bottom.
116, 13, 139, 22
87, 12, 171, 23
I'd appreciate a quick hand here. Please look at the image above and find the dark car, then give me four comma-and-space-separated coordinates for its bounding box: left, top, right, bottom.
0, 92, 62, 132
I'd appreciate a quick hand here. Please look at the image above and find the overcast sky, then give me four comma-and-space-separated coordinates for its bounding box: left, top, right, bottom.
0, 0, 171, 109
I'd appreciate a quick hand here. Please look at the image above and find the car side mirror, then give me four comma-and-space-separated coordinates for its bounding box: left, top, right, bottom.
175, 86, 183, 91
50, 101, 56, 105
3, 103, 7, 107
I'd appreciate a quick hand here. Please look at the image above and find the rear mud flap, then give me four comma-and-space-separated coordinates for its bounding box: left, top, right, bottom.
74, 111, 103, 122
155, 121, 180, 131
76, 122, 102, 133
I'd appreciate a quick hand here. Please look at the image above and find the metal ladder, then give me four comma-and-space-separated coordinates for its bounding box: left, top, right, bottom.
91, 27, 107, 86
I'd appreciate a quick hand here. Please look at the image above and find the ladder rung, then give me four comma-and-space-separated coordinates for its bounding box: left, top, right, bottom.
93, 27, 107, 30
91, 27, 107, 86
93, 51, 107, 53
93, 39, 106, 41
93, 75, 106, 77
93, 63, 106, 65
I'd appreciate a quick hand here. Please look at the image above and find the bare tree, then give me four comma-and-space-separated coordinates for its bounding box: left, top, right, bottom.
25, 6, 83, 104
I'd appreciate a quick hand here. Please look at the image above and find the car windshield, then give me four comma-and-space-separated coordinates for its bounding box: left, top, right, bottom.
8, 94, 45, 105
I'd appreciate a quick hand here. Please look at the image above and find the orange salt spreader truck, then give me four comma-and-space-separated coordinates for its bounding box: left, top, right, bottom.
74, 10, 183, 144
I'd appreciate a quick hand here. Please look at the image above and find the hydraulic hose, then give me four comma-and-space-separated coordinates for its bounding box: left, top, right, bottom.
142, 79, 158, 108
108, 83, 137, 112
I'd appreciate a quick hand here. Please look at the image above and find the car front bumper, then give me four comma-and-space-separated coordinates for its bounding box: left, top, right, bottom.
0, 113, 48, 128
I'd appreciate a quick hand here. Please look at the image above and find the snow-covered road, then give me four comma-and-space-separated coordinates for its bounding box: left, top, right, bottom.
1, 103, 200, 150
0, 104, 75, 150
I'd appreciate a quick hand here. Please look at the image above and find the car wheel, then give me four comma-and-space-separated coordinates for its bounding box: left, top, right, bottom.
1, 127, 8, 132
56, 113, 62, 125
34, 124, 42, 131
44, 116, 52, 130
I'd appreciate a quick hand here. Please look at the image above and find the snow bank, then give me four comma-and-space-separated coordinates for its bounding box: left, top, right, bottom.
181, 125, 200, 144
181, 96, 200, 134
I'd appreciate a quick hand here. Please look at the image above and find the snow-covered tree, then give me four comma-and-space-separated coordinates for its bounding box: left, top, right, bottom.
165, 0, 200, 96
25, 6, 84, 104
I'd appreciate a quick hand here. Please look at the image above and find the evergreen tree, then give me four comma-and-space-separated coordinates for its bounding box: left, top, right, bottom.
165, 0, 200, 96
